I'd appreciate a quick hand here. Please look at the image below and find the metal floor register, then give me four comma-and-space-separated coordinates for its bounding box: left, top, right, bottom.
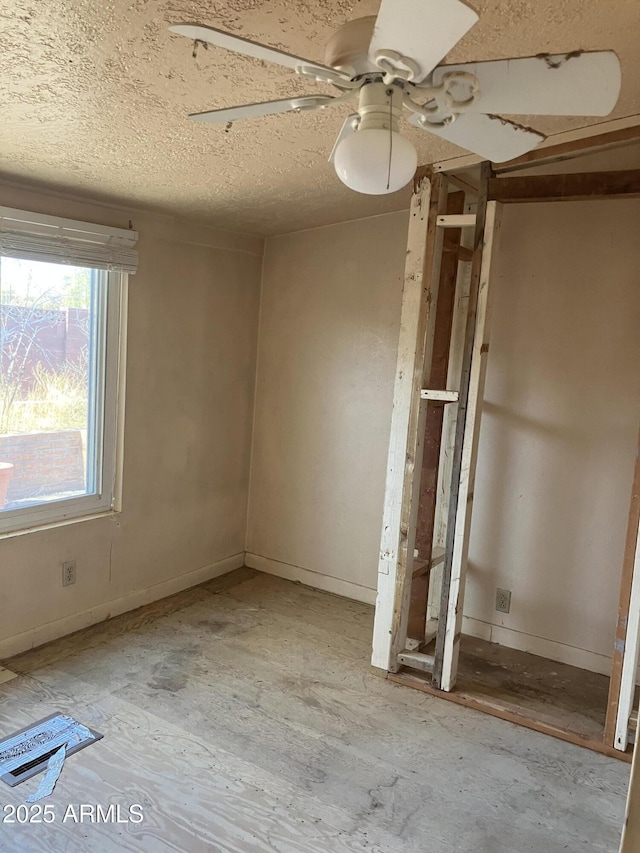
0, 713, 102, 800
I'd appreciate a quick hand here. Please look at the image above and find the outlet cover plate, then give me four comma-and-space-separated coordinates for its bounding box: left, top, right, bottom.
62, 560, 76, 587
496, 588, 511, 614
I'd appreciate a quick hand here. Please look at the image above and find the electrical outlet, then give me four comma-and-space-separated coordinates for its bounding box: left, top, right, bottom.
62, 560, 76, 587
496, 588, 511, 614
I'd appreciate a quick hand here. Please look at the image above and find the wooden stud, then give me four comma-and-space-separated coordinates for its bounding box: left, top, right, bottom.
605, 427, 640, 748
424, 618, 439, 645
396, 651, 435, 673
371, 172, 448, 671
494, 124, 640, 174
413, 547, 446, 579
428, 230, 474, 622
444, 244, 473, 263
447, 174, 480, 197
432, 123, 640, 176
432, 153, 500, 174
434, 162, 501, 691
431, 545, 445, 567
438, 200, 501, 692
620, 739, 640, 851
437, 214, 477, 228
407, 567, 431, 644
615, 531, 640, 751
408, 191, 466, 643
393, 175, 450, 663
488, 170, 640, 204
420, 390, 459, 402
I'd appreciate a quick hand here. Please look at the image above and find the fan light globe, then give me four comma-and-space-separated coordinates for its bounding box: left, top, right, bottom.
333, 128, 418, 195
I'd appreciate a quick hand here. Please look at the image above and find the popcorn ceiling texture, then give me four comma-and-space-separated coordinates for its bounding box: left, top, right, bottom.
0, 0, 637, 235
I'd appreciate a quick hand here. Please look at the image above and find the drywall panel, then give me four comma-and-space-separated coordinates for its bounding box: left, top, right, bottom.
466, 198, 640, 663
0, 182, 262, 656
248, 191, 640, 673
246, 211, 409, 597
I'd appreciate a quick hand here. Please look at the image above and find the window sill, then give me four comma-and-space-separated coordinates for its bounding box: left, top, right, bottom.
0, 508, 121, 541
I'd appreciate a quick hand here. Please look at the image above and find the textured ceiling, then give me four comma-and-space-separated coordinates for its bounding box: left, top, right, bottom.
0, 0, 638, 236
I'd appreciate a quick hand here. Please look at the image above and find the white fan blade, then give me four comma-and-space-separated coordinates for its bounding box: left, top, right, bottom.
432, 51, 621, 116
170, 24, 332, 74
369, 0, 478, 84
328, 114, 360, 163
408, 112, 545, 162
190, 96, 333, 124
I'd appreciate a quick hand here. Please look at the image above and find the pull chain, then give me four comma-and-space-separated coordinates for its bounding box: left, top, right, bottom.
386, 90, 393, 191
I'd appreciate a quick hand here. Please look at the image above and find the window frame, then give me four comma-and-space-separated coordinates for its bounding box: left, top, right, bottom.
0, 267, 127, 537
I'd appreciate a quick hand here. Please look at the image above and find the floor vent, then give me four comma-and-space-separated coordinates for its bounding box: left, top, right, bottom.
0, 713, 102, 787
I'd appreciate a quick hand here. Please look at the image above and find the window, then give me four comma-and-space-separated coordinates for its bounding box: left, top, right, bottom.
0, 208, 137, 535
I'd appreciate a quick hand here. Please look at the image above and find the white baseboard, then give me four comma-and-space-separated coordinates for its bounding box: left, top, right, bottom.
2, 546, 616, 679
243, 558, 613, 674
245, 553, 377, 605
462, 615, 613, 676
0, 552, 245, 660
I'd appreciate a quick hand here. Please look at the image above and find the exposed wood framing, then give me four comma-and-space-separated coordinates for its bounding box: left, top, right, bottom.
432, 122, 640, 176
389, 670, 633, 763
380, 129, 640, 758
488, 170, 640, 204
620, 740, 640, 851
434, 164, 500, 692
447, 174, 480, 197
605, 426, 640, 749
616, 535, 640, 751
446, 244, 473, 263
437, 214, 477, 228
371, 172, 448, 671
428, 231, 474, 623
396, 651, 435, 673
494, 124, 640, 174
420, 390, 459, 402
408, 191, 465, 643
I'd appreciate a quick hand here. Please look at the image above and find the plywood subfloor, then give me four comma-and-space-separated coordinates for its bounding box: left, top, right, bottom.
0, 569, 630, 852
395, 635, 637, 757
457, 635, 611, 741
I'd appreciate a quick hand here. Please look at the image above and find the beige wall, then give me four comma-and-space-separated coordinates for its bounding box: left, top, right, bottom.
465, 197, 640, 670
0, 183, 262, 657
246, 195, 640, 673
246, 211, 409, 602
3, 176, 639, 674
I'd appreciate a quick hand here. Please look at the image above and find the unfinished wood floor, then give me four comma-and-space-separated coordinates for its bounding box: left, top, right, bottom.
0, 568, 629, 852
456, 636, 610, 736
411, 634, 618, 744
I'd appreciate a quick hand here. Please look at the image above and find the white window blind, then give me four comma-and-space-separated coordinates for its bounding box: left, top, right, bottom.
0, 207, 138, 274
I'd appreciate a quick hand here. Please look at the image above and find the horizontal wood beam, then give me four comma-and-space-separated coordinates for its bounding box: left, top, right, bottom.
431, 123, 640, 176
412, 546, 446, 578
443, 244, 473, 263
493, 124, 640, 174
421, 389, 459, 402
488, 170, 640, 204
397, 651, 435, 673
437, 214, 476, 228
447, 174, 480, 196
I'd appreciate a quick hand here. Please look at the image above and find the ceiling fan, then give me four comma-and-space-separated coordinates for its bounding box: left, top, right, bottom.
169, 0, 621, 196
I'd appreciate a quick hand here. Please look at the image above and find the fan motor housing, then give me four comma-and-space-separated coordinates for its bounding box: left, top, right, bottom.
324, 16, 380, 78
357, 82, 404, 132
